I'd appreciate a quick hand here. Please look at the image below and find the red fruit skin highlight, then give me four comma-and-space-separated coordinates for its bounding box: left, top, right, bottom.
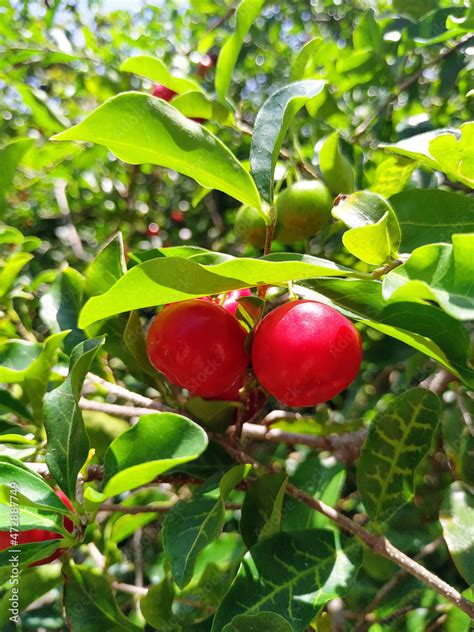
252, 300, 362, 407
0, 488, 74, 566
147, 299, 249, 398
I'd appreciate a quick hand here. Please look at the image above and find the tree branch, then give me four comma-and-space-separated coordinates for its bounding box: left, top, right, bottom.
211, 434, 474, 620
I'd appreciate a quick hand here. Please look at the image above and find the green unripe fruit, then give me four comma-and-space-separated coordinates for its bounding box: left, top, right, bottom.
275, 180, 332, 244
234, 205, 266, 249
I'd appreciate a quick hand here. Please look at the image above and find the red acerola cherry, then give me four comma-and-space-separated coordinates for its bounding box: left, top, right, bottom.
147, 299, 249, 397
0, 488, 74, 566
151, 83, 177, 102
252, 300, 362, 407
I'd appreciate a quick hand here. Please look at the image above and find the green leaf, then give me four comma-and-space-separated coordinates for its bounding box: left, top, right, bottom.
383, 234, 474, 321
299, 278, 474, 385
0, 252, 33, 300
283, 454, 346, 532
0, 138, 35, 211
447, 1, 474, 30
383, 124, 473, 189
319, 132, 355, 194
163, 465, 250, 588
223, 612, 293, 632
442, 397, 474, 487
85, 233, 126, 297
63, 562, 141, 632
369, 155, 416, 199
391, 189, 474, 252
0, 540, 61, 569
357, 388, 440, 527
52, 92, 262, 212
172, 91, 234, 124
240, 472, 287, 548
0, 565, 61, 629
290, 38, 323, 82
215, 0, 265, 102
140, 578, 176, 629
212, 530, 361, 631
250, 80, 325, 205
440, 483, 474, 587
120, 55, 202, 93
0, 456, 72, 516
17, 84, 69, 133
39, 267, 85, 352
332, 191, 401, 265
44, 337, 105, 498
78, 253, 354, 328
102, 413, 208, 499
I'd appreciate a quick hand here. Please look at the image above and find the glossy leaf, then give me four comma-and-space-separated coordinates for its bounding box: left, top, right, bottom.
215, 0, 265, 102
0, 455, 72, 516
102, 413, 208, 499
240, 472, 287, 548
332, 191, 401, 264
64, 562, 141, 632
383, 123, 473, 188
250, 80, 325, 204
357, 388, 440, 527
369, 155, 416, 199
0, 540, 61, 569
163, 465, 250, 588
383, 234, 474, 321
212, 530, 361, 631
440, 483, 474, 587
172, 91, 233, 124
120, 55, 201, 93
52, 92, 262, 212
78, 253, 354, 328
84, 232, 126, 297
319, 132, 355, 194
391, 189, 474, 252
44, 337, 105, 498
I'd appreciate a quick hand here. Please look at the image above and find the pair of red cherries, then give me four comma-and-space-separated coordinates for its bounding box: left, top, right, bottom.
146, 291, 362, 407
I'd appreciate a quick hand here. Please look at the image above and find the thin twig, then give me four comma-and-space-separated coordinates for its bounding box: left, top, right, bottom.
54, 179, 86, 260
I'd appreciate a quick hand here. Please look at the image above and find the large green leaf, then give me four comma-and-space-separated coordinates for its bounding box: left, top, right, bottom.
240, 472, 287, 548
52, 92, 262, 212
383, 234, 474, 321
140, 578, 175, 630
214, 0, 265, 102
369, 155, 416, 199
357, 388, 440, 527
120, 55, 202, 93
391, 189, 474, 252
383, 123, 473, 188
101, 413, 208, 499
212, 530, 361, 631
332, 191, 401, 265
78, 253, 354, 328
63, 562, 141, 632
250, 80, 325, 204
319, 132, 355, 194
0, 540, 61, 569
163, 465, 250, 588
300, 277, 474, 386
440, 483, 474, 587
44, 337, 105, 498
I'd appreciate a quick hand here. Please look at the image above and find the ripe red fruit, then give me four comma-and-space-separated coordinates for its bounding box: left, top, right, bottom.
0, 488, 74, 566
151, 83, 177, 102
147, 299, 249, 397
252, 300, 362, 407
